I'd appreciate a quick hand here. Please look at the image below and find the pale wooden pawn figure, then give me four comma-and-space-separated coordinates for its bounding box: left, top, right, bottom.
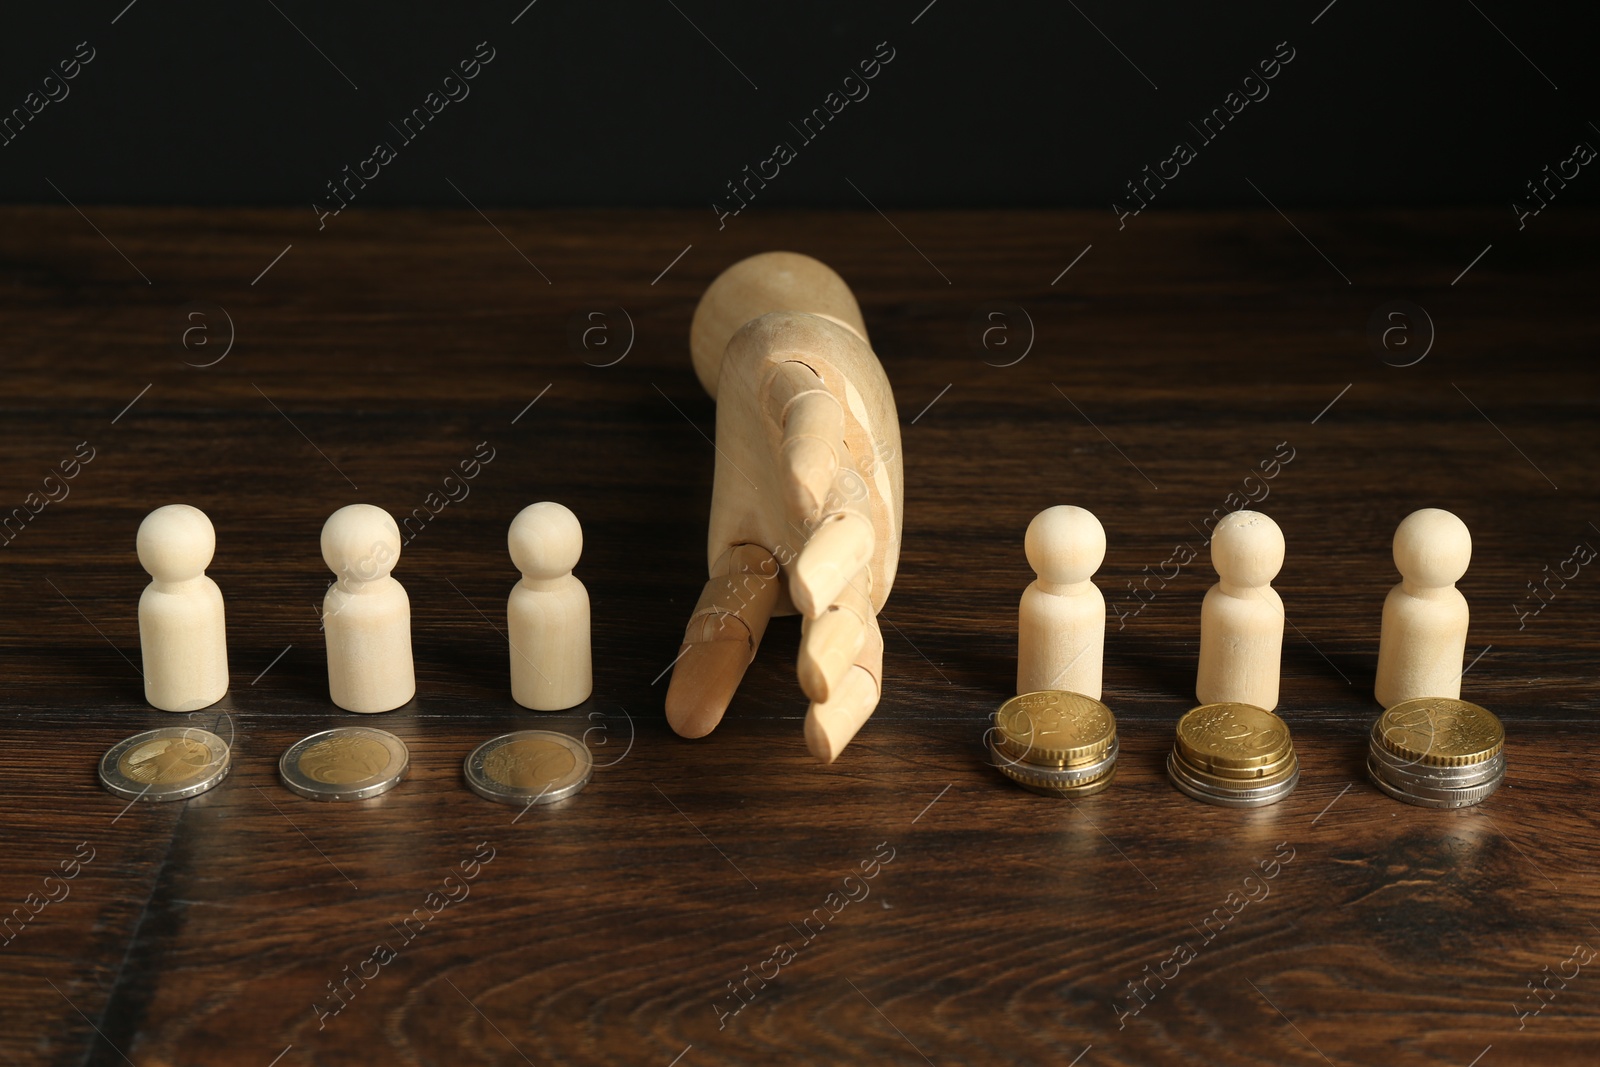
507, 502, 592, 710
1197, 510, 1285, 711
666, 251, 904, 763
137, 504, 229, 712
1017, 505, 1106, 698
1375, 508, 1471, 708
321, 504, 414, 713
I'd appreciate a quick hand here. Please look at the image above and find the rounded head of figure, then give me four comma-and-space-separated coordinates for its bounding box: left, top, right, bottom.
1024, 505, 1106, 586
1210, 510, 1285, 588
508, 501, 582, 581
137, 504, 216, 582
688, 251, 868, 399
1393, 507, 1471, 588
321, 504, 400, 584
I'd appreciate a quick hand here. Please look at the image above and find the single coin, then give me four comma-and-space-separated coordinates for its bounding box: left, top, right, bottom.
465, 730, 592, 807
994, 691, 1116, 766
1367, 756, 1503, 808
280, 727, 409, 801
99, 727, 230, 802
991, 735, 1119, 788
1166, 750, 1299, 808
1175, 703, 1293, 773
1368, 739, 1504, 788
1374, 697, 1504, 768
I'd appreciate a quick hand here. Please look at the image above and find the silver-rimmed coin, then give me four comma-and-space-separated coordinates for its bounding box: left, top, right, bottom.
465, 730, 592, 807
1368, 756, 1503, 800
1006, 762, 1117, 798
280, 727, 409, 801
1366, 756, 1503, 808
1167, 750, 1299, 808
1369, 742, 1504, 788
988, 735, 1120, 786
99, 727, 230, 802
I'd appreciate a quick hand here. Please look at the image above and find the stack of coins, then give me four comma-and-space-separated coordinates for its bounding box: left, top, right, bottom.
987, 690, 1118, 797
1367, 696, 1505, 808
1167, 702, 1298, 807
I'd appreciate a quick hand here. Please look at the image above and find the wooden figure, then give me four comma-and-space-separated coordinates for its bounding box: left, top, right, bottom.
137, 504, 229, 712
1196, 510, 1285, 711
321, 504, 414, 713
665, 251, 904, 763
1017, 505, 1107, 698
507, 501, 592, 710
1375, 507, 1472, 708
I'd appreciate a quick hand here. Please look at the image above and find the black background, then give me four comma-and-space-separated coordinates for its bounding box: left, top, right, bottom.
1, 1, 1593, 214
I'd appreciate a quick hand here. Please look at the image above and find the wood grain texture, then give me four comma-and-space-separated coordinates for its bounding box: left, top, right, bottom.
1, 206, 1597, 1066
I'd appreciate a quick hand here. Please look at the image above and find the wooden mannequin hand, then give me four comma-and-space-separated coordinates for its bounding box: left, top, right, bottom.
665, 305, 902, 763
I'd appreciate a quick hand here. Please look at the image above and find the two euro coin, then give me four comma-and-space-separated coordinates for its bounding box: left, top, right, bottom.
99, 727, 230, 802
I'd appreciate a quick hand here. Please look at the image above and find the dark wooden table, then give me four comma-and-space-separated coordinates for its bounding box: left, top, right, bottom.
2, 206, 1597, 1066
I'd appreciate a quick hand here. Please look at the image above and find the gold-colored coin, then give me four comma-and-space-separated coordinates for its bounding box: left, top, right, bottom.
999, 760, 1117, 798
485, 739, 577, 788
122, 736, 212, 783
994, 691, 1116, 767
1175, 702, 1293, 773
1179, 744, 1299, 783
299, 732, 394, 784
1375, 697, 1504, 768
1169, 748, 1299, 791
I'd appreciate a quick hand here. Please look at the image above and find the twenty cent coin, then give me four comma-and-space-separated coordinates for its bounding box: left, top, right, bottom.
994, 690, 1117, 766
99, 727, 231, 802
280, 727, 409, 801
465, 730, 593, 807
1175, 702, 1294, 773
